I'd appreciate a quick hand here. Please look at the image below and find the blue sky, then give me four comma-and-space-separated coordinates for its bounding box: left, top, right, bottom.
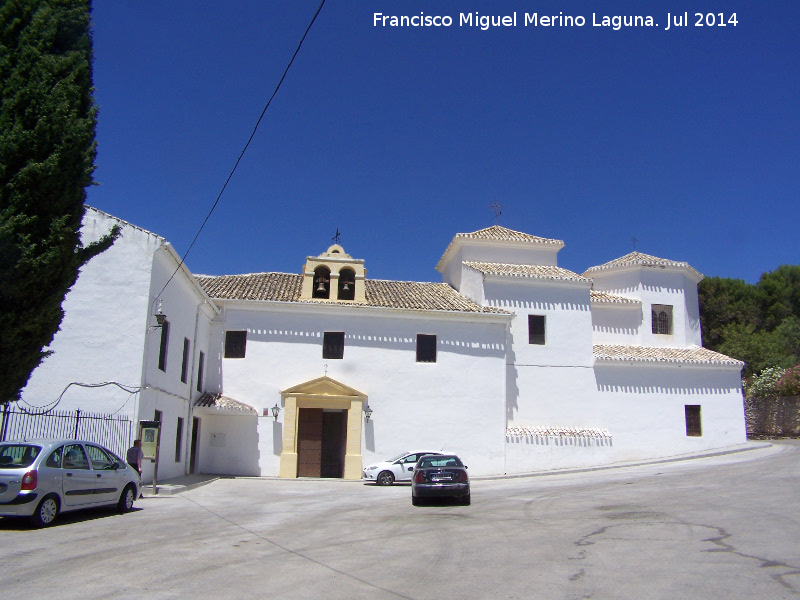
86, 1, 799, 284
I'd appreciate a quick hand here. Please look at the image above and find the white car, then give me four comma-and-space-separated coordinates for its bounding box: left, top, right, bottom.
0, 439, 140, 527
363, 451, 442, 486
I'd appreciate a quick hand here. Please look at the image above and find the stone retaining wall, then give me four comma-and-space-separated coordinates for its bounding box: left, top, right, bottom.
744, 395, 800, 437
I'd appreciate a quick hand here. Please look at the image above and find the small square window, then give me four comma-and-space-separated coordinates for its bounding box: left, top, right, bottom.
225, 331, 247, 359
528, 315, 546, 345
685, 405, 702, 437
416, 334, 437, 363
652, 305, 673, 335
323, 332, 345, 359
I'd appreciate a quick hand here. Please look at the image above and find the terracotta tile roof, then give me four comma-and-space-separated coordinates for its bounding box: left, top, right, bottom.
507, 426, 612, 439
195, 272, 509, 315
589, 290, 641, 304
465, 261, 590, 283
437, 226, 564, 271
194, 393, 258, 414
583, 251, 703, 280
593, 344, 743, 366
453, 225, 564, 246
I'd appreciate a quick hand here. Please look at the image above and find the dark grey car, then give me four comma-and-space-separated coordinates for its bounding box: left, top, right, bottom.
0, 439, 139, 527
411, 454, 470, 506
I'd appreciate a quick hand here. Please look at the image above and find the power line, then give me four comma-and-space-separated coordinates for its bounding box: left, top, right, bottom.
156, 0, 327, 300
19, 381, 143, 415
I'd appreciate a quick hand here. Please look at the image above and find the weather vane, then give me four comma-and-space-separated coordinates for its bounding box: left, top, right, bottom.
332, 228, 341, 244
489, 197, 504, 224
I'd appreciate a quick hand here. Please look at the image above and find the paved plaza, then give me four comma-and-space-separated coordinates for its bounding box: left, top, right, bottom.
2, 442, 799, 599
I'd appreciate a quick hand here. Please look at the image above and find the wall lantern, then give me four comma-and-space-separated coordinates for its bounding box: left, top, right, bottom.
155, 312, 167, 326
363, 403, 373, 422
271, 403, 280, 421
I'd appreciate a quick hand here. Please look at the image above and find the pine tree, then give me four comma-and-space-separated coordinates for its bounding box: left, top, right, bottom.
0, 0, 119, 404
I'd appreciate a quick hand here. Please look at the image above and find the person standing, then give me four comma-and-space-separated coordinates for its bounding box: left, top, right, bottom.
126, 439, 143, 476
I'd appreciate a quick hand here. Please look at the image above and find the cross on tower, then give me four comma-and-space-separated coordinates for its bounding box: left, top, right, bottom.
632, 237, 638, 251
332, 228, 341, 244
489, 197, 504, 224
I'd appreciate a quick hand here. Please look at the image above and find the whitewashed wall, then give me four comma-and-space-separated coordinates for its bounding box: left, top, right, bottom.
195, 411, 260, 476
439, 242, 561, 291
590, 268, 702, 347
590, 303, 643, 345
137, 247, 216, 482
201, 302, 510, 476
22, 209, 158, 417
593, 362, 747, 460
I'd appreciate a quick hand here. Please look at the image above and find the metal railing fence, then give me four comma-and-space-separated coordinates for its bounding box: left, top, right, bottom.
0, 405, 132, 458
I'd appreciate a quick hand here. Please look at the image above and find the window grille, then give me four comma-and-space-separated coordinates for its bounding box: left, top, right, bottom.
651, 305, 673, 335
685, 405, 702, 436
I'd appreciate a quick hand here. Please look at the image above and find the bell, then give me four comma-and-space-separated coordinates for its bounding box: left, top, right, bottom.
316, 281, 327, 292
342, 282, 351, 291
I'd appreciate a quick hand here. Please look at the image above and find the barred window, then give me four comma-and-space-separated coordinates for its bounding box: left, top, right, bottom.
651, 305, 673, 335
685, 405, 702, 437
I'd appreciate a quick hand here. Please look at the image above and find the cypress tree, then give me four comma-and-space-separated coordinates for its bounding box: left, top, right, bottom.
0, 0, 119, 404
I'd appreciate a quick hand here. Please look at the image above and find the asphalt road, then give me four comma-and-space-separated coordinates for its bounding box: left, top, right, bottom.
2, 442, 799, 600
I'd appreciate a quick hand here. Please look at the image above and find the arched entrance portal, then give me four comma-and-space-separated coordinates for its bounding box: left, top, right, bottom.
278, 376, 367, 480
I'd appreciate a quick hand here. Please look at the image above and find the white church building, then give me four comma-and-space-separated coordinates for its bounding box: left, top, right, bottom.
21, 207, 747, 481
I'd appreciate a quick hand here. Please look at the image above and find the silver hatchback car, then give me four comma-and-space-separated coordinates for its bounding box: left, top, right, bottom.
0, 439, 140, 527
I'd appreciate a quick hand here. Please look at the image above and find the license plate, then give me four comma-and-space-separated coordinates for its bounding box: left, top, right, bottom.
432, 475, 452, 482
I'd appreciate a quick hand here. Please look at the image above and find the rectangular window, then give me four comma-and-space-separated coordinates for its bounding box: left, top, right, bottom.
225, 330, 247, 358
416, 334, 437, 363
323, 332, 345, 359
175, 417, 184, 462
158, 320, 170, 372
528, 315, 546, 345
180, 338, 190, 383
685, 405, 702, 437
652, 304, 673, 335
196, 351, 205, 392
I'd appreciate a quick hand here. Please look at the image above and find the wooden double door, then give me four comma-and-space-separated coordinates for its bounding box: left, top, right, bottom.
296, 408, 348, 478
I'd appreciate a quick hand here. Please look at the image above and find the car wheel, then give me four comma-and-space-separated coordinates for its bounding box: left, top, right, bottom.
376, 471, 395, 486
461, 493, 471, 506
412, 496, 421, 506
118, 484, 136, 513
30, 494, 59, 528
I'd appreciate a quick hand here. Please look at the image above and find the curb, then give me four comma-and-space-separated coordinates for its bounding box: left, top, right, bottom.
471, 441, 774, 481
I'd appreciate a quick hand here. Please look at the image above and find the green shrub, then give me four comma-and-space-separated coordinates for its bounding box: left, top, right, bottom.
745, 366, 786, 398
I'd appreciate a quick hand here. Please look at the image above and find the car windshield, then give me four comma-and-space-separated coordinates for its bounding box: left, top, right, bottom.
0, 444, 42, 469
418, 455, 462, 469
387, 452, 409, 462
